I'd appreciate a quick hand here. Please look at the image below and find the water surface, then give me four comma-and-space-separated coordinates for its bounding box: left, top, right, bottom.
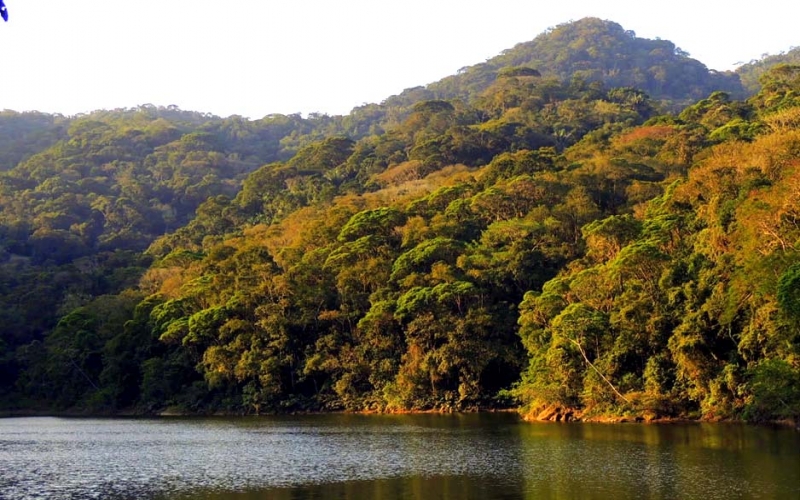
0, 414, 797, 499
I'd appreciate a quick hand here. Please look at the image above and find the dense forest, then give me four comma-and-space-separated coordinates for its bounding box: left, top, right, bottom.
1, 18, 798, 424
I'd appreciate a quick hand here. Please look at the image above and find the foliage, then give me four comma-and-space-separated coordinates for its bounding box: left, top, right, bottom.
428, 18, 745, 111
2, 20, 799, 421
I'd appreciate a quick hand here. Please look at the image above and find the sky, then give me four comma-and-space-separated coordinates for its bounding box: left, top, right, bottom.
0, 1, 797, 119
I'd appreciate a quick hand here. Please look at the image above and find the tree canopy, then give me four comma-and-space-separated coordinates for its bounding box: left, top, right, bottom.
1, 21, 798, 424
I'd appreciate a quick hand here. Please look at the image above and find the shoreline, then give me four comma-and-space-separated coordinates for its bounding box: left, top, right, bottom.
519, 404, 800, 429
1, 407, 797, 429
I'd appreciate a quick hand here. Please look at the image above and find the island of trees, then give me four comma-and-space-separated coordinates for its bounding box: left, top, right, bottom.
1, 18, 798, 424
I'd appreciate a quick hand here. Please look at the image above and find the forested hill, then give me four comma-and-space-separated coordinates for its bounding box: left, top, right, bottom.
737, 46, 800, 93
1, 19, 799, 424
396, 18, 745, 111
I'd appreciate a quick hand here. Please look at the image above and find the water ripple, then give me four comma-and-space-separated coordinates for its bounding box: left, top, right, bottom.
0, 415, 797, 500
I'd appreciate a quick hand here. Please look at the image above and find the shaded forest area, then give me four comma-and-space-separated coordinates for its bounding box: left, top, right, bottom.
1, 19, 798, 423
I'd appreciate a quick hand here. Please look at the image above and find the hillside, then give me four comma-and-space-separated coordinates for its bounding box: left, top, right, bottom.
332, 18, 750, 139
415, 18, 745, 111
737, 46, 800, 93
0, 20, 798, 423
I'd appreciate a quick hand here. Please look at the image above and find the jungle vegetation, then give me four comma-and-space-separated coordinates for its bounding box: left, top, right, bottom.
1, 19, 798, 423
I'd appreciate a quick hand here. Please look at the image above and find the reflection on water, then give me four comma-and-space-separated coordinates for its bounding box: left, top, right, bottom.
0, 414, 797, 500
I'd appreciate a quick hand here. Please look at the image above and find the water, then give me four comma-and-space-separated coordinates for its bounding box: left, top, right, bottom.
0, 414, 797, 500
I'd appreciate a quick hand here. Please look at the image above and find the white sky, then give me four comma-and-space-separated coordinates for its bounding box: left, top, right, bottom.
0, 1, 797, 118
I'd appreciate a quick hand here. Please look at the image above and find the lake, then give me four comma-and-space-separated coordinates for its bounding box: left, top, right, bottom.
0, 413, 797, 499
